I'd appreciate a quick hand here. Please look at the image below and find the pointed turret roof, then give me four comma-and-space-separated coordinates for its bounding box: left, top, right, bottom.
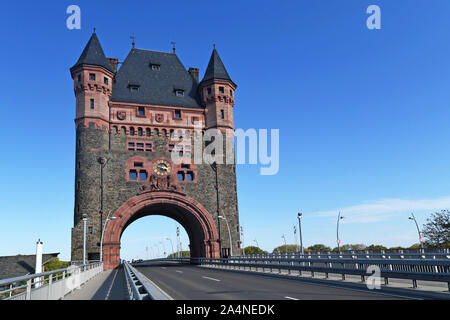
201, 48, 233, 84
71, 32, 113, 73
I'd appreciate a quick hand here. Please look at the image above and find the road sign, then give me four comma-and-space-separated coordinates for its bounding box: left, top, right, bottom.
420, 237, 424, 243
337, 239, 341, 244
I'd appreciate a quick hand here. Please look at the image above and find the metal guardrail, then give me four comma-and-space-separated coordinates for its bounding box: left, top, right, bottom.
0, 262, 103, 300
123, 260, 171, 300
156, 255, 450, 291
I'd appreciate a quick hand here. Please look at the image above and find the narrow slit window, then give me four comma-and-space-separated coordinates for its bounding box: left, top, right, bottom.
138, 107, 145, 117
89, 73, 96, 81
90, 99, 95, 109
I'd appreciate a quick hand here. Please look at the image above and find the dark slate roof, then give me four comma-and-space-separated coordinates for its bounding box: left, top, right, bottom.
110, 48, 202, 108
0, 253, 59, 280
71, 32, 113, 73
201, 48, 232, 83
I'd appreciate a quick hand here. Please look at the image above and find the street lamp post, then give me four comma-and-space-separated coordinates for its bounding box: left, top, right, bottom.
297, 212, 304, 255
253, 239, 259, 248
100, 210, 117, 262
160, 241, 166, 258
337, 212, 344, 253
409, 213, 424, 252
166, 237, 174, 257
210, 162, 222, 257
82, 214, 87, 265
240, 226, 244, 256
218, 215, 233, 257
281, 234, 287, 254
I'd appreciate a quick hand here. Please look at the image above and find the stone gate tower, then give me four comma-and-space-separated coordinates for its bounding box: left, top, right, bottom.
70, 31, 240, 267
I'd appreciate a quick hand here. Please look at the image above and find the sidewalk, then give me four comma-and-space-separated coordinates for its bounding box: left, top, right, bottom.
63, 266, 128, 300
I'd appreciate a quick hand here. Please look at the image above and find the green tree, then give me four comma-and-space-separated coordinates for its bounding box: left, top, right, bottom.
272, 244, 300, 254
366, 245, 388, 250
44, 258, 70, 271
167, 251, 190, 258
242, 246, 267, 255
307, 244, 332, 252
422, 210, 450, 247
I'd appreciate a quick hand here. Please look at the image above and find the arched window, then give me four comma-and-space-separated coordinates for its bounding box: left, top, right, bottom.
121, 126, 127, 135
130, 127, 135, 136
146, 128, 151, 137
138, 127, 143, 136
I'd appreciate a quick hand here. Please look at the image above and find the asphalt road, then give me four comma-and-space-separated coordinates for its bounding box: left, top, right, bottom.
133, 261, 406, 300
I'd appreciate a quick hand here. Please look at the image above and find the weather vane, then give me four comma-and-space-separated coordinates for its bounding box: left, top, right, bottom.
171, 41, 176, 53
130, 34, 135, 48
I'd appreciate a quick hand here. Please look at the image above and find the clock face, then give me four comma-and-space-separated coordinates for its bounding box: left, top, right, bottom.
153, 159, 172, 176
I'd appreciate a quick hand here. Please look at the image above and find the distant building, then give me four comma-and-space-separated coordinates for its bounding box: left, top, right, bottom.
0, 253, 59, 280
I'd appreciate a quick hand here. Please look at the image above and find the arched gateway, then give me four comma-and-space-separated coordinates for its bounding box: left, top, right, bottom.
103, 189, 219, 269
70, 32, 240, 267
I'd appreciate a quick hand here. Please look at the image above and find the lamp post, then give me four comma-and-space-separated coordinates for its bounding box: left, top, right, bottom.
166, 237, 174, 257
253, 239, 259, 248
240, 226, 244, 256
210, 162, 222, 257
218, 215, 233, 257
281, 234, 287, 254
337, 212, 344, 253
160, 241, 166, 258
297, 212, 304, 255
82, 214, 87, 265
100, 210, 117, 262
409, 213, 424, 251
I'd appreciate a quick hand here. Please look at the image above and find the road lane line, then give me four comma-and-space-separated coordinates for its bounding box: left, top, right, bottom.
202, 276, 221, 282
161, 267, 167, 269
175, 270, 183, 273
285, 296, 299, 300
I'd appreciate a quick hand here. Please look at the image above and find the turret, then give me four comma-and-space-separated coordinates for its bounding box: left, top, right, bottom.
70, 31, 115, 129
199, 48, 237, 130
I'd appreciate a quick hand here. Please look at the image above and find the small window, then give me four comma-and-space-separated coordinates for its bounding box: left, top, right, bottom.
134, 162, 143, 168
129, 170, 138, 180
139, 170, 148, 181
220, 110, 225, 119
129, 127, 135, 136
89, 73, 96, 81
88, 227, 93, 234
77, 74, 81, 82
90, 99, 94, 109
129, 84, 140, 93
104, 77, 108, 85
146, 128, 151, 137
219, 86, 224, 93
186, 172, 194, 181
150, 64, 160, 71
207, 88, 211, 95
175, 90, 184, 97
138, 107, 145, 117
230, 90, 233, 96
177, 172, 185, 181
138, 127, 143, 136
174, 110, 181, 119
181, 164, 190, 169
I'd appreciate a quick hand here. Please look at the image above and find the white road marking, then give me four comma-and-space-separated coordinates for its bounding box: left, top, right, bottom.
202, 276, 221, 282
161, 267, 167, 269
285, 296, 299, 300
104, 269, 119, 300
175, 270, 183, 273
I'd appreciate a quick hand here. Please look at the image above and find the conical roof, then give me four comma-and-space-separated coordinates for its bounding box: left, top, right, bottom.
71, 32, 113, 73
201, 48, 232, 83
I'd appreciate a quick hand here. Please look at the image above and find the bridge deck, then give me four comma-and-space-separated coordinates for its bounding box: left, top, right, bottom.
63, 266, 128, 300
133, 261, 405, 300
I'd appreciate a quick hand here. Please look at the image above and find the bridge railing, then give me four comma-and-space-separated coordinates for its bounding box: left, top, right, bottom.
123, 260, 171, 300
156, 255, 450, 291
0, 262, 103, 300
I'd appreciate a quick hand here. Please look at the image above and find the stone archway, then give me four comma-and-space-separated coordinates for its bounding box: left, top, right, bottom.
102, 190, 219, 270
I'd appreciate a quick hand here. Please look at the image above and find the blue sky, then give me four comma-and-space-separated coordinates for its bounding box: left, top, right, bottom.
1, 1, 450, 260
